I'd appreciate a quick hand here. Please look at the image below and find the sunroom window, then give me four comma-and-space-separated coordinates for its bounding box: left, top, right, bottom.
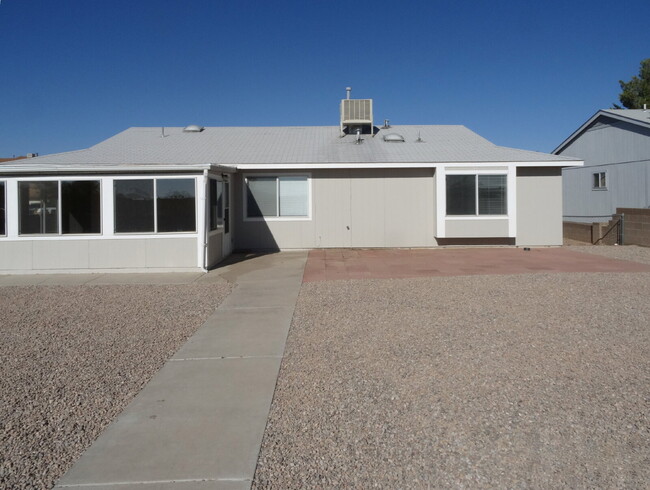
446, 174, 507, 216
246, 176, 309, 218
19, 181, 59, 234
114, 178, 196, 233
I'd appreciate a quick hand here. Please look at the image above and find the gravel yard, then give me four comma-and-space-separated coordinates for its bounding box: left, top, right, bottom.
254, 246, 650, 488
0, 280, 233, 489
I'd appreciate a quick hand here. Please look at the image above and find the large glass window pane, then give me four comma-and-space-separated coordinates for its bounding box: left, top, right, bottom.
209, 179, 219, 231
446, 175, 475, 215
0, 182, 5, 236
157, 179, 196, 232
114, 180, 154, 233
247, 177, 277, 217
62, 181, 101, 234
478, 175, 507, 215
279, 177, 308, 216
19, 181, 59, 234
224, 181, 230, 234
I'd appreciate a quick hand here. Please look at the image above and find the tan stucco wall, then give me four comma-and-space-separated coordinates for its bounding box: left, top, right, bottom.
234, 168, 437, 250
516, 167, 563, 246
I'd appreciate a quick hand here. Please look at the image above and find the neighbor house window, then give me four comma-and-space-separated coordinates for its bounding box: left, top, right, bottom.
446, 174, 507, 216
62, 181, 101, 234
246, 175, 309, 218
19, 181, 59, 234
0, 182, 5, 236
114, 178, 196, 233
593, 172, 607, 189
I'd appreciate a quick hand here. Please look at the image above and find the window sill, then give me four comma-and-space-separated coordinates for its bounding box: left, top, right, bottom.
445, 215, 509, 220
244, 216, 311, 222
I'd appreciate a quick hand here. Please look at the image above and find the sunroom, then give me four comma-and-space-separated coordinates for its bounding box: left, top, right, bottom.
0, 167, 233, 273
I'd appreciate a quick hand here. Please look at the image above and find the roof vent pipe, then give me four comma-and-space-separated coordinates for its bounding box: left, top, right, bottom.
384, 119, 390, 128
346, 87, 351, 100
355, 128, 362, 144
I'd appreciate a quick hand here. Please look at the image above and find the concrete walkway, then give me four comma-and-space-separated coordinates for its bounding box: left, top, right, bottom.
54, 251, 308, 490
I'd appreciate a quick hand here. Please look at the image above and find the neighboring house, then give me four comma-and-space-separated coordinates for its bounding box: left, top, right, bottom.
0, 95, 581, 273
553, 109, 650, 223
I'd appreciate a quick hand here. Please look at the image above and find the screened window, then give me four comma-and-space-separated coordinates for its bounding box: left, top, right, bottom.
246, 176, 309, 218
593, 172, 606, 189
19, 181, 59, 234
446, 174, 507, 216
209, 179, 224, 231
114, 180, 154, 233
157, 179, 196, 232
0, 182, 5, 236
62, 181, 101, 234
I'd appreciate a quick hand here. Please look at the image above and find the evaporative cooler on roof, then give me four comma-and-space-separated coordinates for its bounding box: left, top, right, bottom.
340, 88, 373, 136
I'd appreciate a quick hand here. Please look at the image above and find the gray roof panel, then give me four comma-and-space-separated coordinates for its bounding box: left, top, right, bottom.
2, 125, 576, 170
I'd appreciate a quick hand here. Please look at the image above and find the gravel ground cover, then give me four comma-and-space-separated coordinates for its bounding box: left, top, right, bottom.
569, 244, 650, 265
254, 246, 650, 488
0, 280, 233, 490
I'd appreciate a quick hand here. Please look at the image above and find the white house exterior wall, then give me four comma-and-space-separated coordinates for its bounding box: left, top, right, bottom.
0, 174, 206, 273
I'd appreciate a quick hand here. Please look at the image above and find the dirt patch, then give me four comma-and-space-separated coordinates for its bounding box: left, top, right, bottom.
0, 281, 233, 489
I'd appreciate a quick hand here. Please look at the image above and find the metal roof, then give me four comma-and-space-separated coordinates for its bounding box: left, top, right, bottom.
1, 125, 577, 173
553, 109, 650, 154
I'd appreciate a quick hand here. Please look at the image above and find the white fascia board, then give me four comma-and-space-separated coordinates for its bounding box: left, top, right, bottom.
0, 163, 212, 174
234, 160, 581, 170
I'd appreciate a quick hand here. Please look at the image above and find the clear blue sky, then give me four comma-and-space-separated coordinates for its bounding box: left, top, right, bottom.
1, 0, 648, 157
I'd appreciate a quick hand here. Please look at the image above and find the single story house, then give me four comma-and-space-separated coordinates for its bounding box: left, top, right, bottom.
553, 108, 650, 223
0, 95, 581, 273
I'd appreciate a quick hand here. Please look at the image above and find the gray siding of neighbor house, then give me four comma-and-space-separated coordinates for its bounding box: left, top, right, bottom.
560, 117, 650, 222
516, 167, 563, 246
234, 168, 437, 250
0, 237, 198, 271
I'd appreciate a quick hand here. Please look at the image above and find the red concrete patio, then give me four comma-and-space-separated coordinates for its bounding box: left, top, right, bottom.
303, 247, 650, 282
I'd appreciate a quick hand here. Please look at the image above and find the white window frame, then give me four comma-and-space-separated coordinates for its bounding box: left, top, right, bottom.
445, 171, 508, 218
592, 171, 607, 190
15, 177, 103, 236
113, 176, 198, 235
243, 173, 312, 221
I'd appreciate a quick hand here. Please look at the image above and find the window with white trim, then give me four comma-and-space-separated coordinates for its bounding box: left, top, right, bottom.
245, 175, 309, 218
592, 172, 607, 190
114, 178, 196, 233
18, 180, 101, 235
446, 174, 507, 216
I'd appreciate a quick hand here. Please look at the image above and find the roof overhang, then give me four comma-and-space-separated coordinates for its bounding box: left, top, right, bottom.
234, 160, 582, 170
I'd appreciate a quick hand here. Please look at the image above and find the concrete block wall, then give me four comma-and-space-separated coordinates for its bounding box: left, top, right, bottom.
563, 221, 593, 243
618, 208, 650, 246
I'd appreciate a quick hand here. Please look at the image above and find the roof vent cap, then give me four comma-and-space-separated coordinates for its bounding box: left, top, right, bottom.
383, 132, 405, 142
183, 125, 204, 133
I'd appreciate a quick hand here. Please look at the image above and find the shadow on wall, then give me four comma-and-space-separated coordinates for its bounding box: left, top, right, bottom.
230, 174, 280, 254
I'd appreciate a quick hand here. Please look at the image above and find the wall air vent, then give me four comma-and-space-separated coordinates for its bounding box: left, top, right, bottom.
340, 87, 373, 137
183, 125, 205, 133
